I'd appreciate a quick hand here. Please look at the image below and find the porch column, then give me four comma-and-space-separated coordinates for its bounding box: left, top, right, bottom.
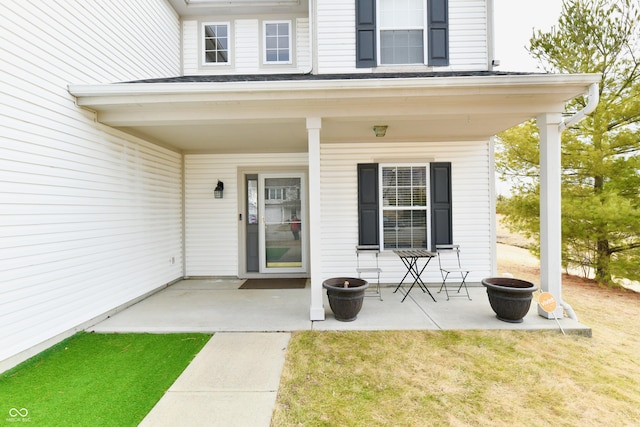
307, 117, 325, 321
537, 112, 564, 319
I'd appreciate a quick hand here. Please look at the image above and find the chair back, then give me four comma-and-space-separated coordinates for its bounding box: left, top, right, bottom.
436, 244, 462, 270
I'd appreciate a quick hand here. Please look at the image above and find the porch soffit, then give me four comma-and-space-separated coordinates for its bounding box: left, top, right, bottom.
69, 73, 601, 153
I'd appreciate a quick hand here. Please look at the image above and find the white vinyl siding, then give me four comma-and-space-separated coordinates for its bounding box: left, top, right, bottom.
1, 136, 183, 347
0, 0, 182, 371
316, 0, 358, 73
236, 20, 260, 73
448, 0, 488, 70
296, 18, 311, 71
316, 0, 489, 73
0, 0, 179, 85
319, 141, 492, 284
183, 20, 199, 75
184, 153, 307, 277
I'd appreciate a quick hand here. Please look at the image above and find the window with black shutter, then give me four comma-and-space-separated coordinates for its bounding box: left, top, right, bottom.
355, 0, 449, 67
357, 162, 452, 250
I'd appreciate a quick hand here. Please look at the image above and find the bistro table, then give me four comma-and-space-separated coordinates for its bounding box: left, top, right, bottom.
393, 249, 438, 302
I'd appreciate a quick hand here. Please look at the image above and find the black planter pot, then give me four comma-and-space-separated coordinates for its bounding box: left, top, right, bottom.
323, 277, 369, 322
481, 277, 539, 323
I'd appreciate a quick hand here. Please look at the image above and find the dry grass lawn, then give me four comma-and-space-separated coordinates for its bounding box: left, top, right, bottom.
272, 232, 640, 426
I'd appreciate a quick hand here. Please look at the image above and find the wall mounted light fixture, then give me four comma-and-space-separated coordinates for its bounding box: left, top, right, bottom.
214, 180, 224, 198
373, 125, 388, 137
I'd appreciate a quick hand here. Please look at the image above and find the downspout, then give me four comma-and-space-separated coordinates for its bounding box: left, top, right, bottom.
555, 82, 599, 320
559, 82, 599, 132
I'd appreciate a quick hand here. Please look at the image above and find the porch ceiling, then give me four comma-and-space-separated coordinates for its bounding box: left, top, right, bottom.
68, 73, 601, 153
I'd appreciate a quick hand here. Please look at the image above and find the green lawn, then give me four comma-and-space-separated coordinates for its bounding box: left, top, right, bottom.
271, 279, 640, 426
0, 333, 211, 426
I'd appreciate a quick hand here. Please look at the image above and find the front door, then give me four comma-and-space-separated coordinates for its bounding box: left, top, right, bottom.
255, 173, 306, 273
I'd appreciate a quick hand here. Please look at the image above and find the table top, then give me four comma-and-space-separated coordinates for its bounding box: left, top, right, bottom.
393, 249, 437, 258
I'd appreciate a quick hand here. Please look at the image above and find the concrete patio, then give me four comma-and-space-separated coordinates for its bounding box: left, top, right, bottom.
88, 278, 591, 335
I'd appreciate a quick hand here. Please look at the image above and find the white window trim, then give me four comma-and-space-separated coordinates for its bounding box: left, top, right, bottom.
202, 21, 231, 66
376, 0, 428, 66
379, 163, 432, 251
263, 20, 293, 65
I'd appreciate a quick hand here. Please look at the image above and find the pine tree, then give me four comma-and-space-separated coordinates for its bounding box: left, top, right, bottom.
496, 0, 640, 285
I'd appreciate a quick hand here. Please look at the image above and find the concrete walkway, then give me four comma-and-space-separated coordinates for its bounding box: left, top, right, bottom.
138, 332, 290, 427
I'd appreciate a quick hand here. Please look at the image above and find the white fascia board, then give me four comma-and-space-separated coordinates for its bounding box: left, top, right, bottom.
68, 73, 601, 104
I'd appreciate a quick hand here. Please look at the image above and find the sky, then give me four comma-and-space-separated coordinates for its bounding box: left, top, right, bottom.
493, 0, 563, 72
491, 0, 564, 195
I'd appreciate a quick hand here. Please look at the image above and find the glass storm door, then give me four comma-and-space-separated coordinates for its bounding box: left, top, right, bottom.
258, 173, 305, 273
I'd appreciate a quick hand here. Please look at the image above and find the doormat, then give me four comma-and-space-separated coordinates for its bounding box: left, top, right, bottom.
239, 278, 307, 289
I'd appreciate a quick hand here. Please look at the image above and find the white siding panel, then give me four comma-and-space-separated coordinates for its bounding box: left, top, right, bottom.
235, 20, 260, 74
319, 141, 492, 284
0, 0, 180, 84
1, 122, 183, 366
448, 0, 489, 71
183, 20, 199, 75
184, 153, 307, 277
316, 0, 357, 73
0, 0, 182, 370
296, 18, 311, 72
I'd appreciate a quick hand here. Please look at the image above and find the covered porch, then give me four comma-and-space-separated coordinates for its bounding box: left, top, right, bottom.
69, 71, 601, 325
88, 278, 590, 335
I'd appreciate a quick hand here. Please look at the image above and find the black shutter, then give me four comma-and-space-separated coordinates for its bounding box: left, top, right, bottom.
356, 0, 376, 68
427, 0, 449, 66
358, 163, 379, 245
430, 162, 452, 250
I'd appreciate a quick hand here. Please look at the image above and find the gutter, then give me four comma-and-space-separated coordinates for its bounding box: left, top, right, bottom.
68, 74, 601, 99
556, 82, 600, 321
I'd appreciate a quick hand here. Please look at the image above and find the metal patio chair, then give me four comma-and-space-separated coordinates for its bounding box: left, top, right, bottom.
356, 245, 382, 300
436, 244, 471, 300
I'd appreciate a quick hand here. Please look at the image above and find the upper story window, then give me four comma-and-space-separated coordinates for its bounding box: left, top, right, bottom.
356, 0, 449, 68
203, 22, 230, 65
379, 0, 425, 64
264, 21, 292, 64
